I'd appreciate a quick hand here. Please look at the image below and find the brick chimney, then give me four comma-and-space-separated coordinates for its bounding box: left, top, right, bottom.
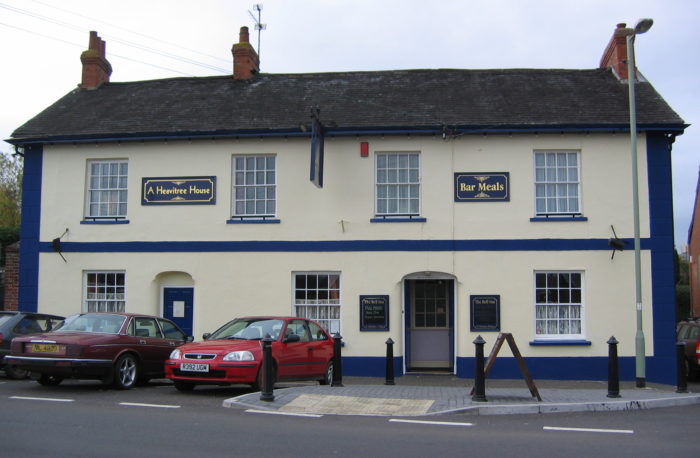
232, 26, 260, 80
80, 31, 112, 89
599, 23, 635, 80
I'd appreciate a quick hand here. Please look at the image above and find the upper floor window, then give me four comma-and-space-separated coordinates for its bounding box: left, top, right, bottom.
84, 271, 125, 313
534, 151, 581, 216
232, 155, 276, 218
85, 160, 128, 219
375, 152, 420, 217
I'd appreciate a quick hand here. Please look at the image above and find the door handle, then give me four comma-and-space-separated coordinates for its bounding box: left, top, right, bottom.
139, 340, 146, 345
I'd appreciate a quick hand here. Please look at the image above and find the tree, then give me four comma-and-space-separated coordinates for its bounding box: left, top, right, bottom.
0, 151, 22, 264
0, 151, 22, 228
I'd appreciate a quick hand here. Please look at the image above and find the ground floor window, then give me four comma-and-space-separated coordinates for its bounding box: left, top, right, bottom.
534, 271, 583, 338
84, 271, 125, 312
293, 272, 340, 334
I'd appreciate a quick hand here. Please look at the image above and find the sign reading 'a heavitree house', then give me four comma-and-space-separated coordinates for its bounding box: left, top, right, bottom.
142, 177, 216, 205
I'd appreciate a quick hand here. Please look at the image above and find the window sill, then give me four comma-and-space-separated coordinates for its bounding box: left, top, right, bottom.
81, 219, 130, 225
529, 340, 591, 346
227, 218, 281, 224
530, 216, 588, 222
370, 217, 427, 223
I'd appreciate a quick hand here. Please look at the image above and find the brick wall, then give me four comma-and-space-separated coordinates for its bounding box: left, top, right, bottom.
3, 242, 19, 311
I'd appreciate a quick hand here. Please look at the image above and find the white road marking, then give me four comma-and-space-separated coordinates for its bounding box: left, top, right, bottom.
119, 402, 181, 409
543, 426, 634, 434
245, 409, 322, 418
10, 396, 74, 403
389, 419, 474, 427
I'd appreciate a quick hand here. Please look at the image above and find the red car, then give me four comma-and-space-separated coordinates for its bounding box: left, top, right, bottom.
7, 312, 191, 389
165, 316, 334, 392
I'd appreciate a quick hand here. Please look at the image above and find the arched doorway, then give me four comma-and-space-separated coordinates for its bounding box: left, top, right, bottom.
155, 272, 194, 337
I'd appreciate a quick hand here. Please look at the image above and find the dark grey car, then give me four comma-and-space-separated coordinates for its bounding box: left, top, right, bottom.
0, 311, 64, 379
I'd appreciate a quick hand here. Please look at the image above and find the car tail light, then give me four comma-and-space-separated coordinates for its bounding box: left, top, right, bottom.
696, 341, 700, 364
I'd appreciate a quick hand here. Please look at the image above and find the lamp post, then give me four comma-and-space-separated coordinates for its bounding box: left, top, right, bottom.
626, 18, 653, 389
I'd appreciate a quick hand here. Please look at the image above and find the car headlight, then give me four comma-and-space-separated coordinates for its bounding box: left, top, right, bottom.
223, 350, 254, 361
169, 349, 182, 359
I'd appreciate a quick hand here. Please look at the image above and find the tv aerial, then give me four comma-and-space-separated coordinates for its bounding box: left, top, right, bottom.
248, 4, 267, 61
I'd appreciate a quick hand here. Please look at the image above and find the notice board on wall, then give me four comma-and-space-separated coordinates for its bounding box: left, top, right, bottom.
360, 295, 389, 331
470, 295, 500, 331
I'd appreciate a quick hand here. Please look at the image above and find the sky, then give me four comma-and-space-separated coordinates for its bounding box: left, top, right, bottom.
1, 0, 698, 248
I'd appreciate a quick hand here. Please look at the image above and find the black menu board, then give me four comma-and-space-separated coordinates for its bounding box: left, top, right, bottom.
360, 295, 389, 331
470, 295, 500, 331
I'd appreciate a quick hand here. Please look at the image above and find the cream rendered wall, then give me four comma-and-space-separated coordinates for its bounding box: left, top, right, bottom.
36, 248, 653, 359
39, 133, 649, 243
36, 133, 653, 360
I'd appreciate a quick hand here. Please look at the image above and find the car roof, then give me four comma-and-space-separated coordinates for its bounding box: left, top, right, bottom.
0, 311, 64, 319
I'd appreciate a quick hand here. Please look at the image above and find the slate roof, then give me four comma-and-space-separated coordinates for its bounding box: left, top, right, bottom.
9, 68, 685, 144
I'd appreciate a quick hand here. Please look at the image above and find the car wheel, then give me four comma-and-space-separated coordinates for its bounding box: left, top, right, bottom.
4, 364, 30, 380
37, 374, 63, 386
113, 354, 138, 390
319, 361, 333, 385
174, 381, 195, 392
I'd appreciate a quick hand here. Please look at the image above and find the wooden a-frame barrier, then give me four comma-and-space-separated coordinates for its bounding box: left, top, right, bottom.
470, 333, 542, 401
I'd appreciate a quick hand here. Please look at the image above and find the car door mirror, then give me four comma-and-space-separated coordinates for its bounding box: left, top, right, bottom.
202, 333, 212, 340
283, 334, 300, 343
185, 335, 194, 342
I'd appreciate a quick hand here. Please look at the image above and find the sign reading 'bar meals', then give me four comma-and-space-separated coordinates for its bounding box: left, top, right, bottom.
454, 172, 509, 202
142, 177, 216, 205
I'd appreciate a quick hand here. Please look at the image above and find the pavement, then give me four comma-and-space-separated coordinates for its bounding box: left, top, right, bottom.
223, 374, 700, 416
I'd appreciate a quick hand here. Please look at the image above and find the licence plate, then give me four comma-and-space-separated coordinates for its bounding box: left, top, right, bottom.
31, 343, 59, 353
181, 363, 209, 372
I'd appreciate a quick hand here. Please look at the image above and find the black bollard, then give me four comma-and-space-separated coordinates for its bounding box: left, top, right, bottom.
472, 335, 487, 402
607, 336, 621, 398
259, 333, 275, 402
676, 341, 688, 394
332, 332, 344, 387
385, 338, 395, 385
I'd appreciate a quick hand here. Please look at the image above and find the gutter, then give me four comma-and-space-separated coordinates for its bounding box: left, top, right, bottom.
6, 123, 688, 147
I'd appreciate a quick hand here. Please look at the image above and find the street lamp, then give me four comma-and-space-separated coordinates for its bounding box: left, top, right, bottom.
627, 18, 653, 389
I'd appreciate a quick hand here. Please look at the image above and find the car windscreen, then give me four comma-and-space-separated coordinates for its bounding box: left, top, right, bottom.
55, 314, 126, 334
209, 318, 284, 340
0, 313, 15, 327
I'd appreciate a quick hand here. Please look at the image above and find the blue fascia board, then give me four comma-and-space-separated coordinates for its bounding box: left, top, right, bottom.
7, 123, 687, 147
39, 237, 650, 253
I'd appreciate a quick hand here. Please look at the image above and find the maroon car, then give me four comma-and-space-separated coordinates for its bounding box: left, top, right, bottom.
165, 316, 334, 392
7, 312, 191, 389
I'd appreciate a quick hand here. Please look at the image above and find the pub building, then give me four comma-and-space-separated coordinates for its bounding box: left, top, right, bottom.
8, 24, 685, 383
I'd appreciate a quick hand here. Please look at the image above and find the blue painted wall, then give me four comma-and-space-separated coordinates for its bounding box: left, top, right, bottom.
18, 145, 42, 313
646, 133, 678, 385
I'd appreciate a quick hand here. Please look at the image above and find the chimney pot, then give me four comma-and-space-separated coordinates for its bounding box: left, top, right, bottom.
240, 26, 250, 43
